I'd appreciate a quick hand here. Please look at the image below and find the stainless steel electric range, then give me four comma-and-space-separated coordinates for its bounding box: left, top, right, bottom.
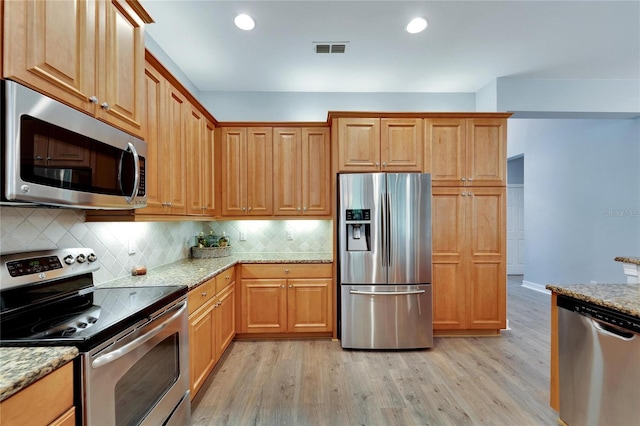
0, 248, 191, 426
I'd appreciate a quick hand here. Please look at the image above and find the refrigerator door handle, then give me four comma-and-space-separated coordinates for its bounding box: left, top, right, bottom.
349, 289, 426, 296
386, 192, 392, 267
380, 192, 387, 267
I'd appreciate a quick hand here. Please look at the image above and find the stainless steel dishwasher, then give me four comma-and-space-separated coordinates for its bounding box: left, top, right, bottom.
557, 294, 640, 426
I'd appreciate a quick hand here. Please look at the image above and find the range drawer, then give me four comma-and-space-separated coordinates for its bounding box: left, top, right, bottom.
242, 263, 332, 279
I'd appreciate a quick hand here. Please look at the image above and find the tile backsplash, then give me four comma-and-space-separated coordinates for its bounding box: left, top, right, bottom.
0, 207, 332, 284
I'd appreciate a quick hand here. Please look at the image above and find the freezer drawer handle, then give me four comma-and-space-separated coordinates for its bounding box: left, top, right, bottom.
349, 289, 426, 296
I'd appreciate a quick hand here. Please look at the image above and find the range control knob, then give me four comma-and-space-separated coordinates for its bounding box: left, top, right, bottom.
76, 254, 87, 263
64, 255, 75, 265
87, 253, 97, 262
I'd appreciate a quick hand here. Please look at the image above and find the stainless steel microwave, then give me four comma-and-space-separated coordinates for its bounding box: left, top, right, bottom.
1, 80, 147, 209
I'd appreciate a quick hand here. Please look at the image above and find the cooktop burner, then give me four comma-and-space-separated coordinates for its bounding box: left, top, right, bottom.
0, 248, 187, 351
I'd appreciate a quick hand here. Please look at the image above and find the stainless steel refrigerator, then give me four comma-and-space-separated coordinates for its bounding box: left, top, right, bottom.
338, 173, 432, 349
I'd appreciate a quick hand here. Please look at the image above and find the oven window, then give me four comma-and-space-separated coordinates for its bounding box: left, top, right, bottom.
114, 334, 179, 426
19, 115, 144, 196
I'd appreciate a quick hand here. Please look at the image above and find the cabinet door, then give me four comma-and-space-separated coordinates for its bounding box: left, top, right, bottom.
381, 118, 423, 171
466, 119, 507, 186
466, 187, 506, 329
97, 0, 145, 136
246, 128, 273, 215
215, 285, 236, 358
186, 105, 205, 215
337, 118, 380, 171
139, 63, 165, 214
241, 279, 287, 333
165, 85, 187, 214
3, 0, 96, 112
431, 188, 467, 330
302, 127, 331, 215
273, 128, 302, 216
287, 278, 332, 333
189, 299, 216, 399
427, 118, 466, 186
221, 128, 246, 215
202, 119, 218, 216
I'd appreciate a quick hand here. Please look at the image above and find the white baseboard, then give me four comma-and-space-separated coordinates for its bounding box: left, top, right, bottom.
522, 280, 551, 295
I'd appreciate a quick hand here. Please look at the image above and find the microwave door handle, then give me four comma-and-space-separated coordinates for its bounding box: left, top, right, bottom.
122, 142, 140, 204
92, 302, 186, 369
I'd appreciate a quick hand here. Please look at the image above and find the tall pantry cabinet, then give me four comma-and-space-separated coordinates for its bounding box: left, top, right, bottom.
427, 117, 509, 333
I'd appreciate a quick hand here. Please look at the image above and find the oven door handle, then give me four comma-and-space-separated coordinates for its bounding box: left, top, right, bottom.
92, 302, 186, 369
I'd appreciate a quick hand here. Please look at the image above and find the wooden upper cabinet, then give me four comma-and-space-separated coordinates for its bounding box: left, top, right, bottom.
221, 127, 272, 216
428, 118, 507, 187
165, 84, 187, 215
337, 118, 380, 171
186, 105, 205, 215
273, 127, 331, 216
381, 118, 423, 171
337, 117, 423, 172
202, 120, 218, 216
466, 119, 507, 187
3, 0, 151, 137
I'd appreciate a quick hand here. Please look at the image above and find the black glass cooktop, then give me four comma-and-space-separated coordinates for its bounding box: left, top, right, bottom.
0, 285, 187, 351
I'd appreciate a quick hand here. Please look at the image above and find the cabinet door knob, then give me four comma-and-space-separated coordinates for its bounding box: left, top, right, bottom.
248, 207, 252, 211
167, 202, 173, 207
284, 269, 289, 274
289, 284, 293, 289
34, 155, 43, 160
468, 177, 474, 181
461, 177, 466, 181
100, 102, 110, 111
468, 192, 474, 196
303, 207, 307, 211
89, 96, 98, 104
241, 207, 246, 211
375, 162, 380, 167
297, 207, 301, 211
382, 162, 387, 167
461, 192, 467, 197
281, 284, 285, 288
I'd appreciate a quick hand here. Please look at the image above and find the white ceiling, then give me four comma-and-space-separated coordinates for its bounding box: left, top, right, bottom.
140, 0, 640, 93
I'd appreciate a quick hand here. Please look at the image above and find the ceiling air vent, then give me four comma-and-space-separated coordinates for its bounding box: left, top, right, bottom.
313, 42, 349, 54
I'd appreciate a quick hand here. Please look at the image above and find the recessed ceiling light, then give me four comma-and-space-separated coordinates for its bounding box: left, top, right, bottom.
234, 14, 255, 31
406, 17, 427, 34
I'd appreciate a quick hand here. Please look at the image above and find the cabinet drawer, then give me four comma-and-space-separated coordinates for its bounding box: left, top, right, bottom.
188, 277, 216, 315
215, 266, 236, 294
242, 263, 332, 279
0, 361, 74, 426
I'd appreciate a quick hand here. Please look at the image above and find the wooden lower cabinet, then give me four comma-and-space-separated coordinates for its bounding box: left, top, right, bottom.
432, 187, 507, 333
0, 362, 75, 426
188, 267, 236, 399
239, 264, 333, 335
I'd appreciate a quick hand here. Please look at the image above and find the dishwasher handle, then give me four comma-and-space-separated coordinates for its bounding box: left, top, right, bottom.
591, 318, 637, 341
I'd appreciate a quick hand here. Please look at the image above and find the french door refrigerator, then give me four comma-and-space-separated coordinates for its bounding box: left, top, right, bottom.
338, 173, 432, 349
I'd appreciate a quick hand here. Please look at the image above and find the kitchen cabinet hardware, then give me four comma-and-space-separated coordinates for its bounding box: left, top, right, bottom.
201, 292, 207, 297
284, 269, 289, 273
100, 102, 110, 111
89, 96, 99, 104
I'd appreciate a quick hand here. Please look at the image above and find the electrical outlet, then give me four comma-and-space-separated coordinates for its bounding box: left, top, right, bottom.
239, 231, 247, 241
286, 229, 294, 240
128, 239, 136, 255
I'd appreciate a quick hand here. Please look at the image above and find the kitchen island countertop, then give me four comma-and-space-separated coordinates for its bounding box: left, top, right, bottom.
0, 346, 78, 402
546, 283, 640, 318
98, 252, 333, 291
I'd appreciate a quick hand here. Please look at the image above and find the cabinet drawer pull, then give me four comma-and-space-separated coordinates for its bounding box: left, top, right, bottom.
201, 292, 207, 297
284, 269, 289, 274
225, 275, 230, 280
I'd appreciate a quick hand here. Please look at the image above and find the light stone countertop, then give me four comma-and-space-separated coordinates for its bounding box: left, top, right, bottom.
0, 346, 78, 402
98, 252, 333, 290
0, 252, 332, 399
614, 256, 640, 265
546, 283, 640, 318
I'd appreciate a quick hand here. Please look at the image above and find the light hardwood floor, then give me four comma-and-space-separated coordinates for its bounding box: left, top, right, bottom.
192, 276, 557, 425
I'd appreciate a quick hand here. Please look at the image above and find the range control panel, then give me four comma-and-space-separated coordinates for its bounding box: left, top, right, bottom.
6, 256, 63, 277
1, 248, 99, 290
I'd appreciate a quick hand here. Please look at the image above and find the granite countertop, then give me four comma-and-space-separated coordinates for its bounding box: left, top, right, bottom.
0, 346, 78, 402
546, 283, 640, 318
614, 256, 640, 265
99, 252, 333, 291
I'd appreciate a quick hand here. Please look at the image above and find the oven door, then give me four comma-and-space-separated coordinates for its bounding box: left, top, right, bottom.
82, 298, 190, 426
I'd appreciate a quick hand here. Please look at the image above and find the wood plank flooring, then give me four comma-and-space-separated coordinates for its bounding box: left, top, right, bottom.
192, 276, 557, 425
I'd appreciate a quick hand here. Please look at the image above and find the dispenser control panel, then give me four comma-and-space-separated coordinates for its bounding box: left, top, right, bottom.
345, 209, 370, 221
